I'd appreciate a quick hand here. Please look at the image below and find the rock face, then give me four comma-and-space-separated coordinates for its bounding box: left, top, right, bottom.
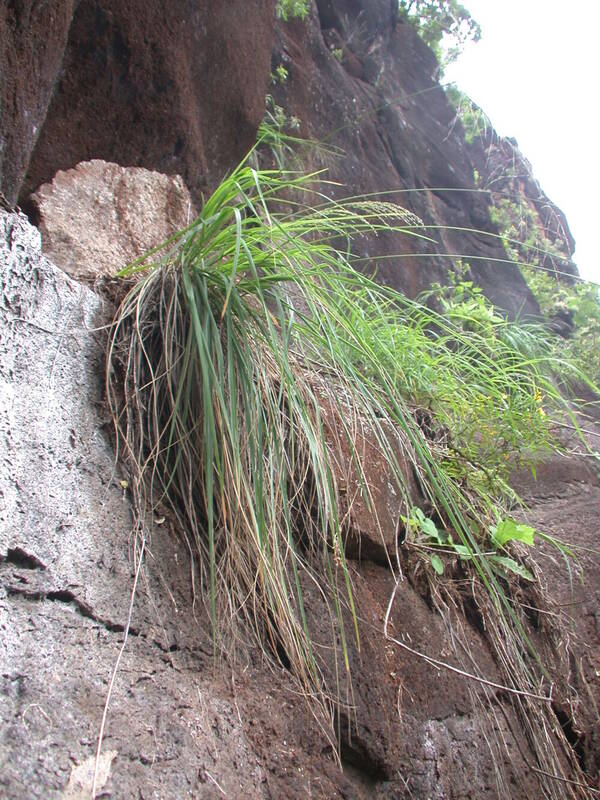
522, 483, 600, 784
30, 160, 196, 281
0, 209, 342, 799
317, 392, 426, 563
269, 1, 539, 317
1, 0, 276, 208
473, 132, 577, 271
0, 1, 79, 208
4, 0, 546, 318
2, 201, 598, 796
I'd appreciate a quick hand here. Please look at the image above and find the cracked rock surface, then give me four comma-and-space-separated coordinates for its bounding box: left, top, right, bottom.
0, 210, 371, 799
0, 210, 267, 798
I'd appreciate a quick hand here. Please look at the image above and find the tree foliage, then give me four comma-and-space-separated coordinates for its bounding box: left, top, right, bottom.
398, 0, 481, 68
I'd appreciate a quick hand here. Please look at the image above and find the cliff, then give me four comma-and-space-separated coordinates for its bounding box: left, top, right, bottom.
1, 2, 598, 798
3, 0, 550, 318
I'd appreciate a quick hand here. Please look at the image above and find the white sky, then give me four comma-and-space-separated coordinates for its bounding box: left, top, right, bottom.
443, 1, 600, 282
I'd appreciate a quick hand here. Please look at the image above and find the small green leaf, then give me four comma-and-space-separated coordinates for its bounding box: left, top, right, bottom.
453, 544, 472, 558
409, 507, 443, 543
489, 554, 534, 581
430, 554, 444, 575
420, 516, 440, 539
412, 507, 426, 523
491, 519, 535, 548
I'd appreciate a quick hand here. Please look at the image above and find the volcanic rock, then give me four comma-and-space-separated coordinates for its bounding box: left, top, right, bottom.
30, 160, 196, 281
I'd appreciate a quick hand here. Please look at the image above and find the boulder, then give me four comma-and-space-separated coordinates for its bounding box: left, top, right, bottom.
30, 160, 196, 282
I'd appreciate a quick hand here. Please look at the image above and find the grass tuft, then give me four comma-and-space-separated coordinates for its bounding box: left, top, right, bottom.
106, 158, 594, 734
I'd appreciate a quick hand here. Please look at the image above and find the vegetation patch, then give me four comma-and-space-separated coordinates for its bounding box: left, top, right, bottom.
445, 82, 600, 388
276, 0, 309, 22
445, 86, 493, 143
488, 195, 600, 386
106, 145, 596, 779
398, 0, 481, 68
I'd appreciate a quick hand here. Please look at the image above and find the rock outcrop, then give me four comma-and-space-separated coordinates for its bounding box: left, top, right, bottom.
269, 0, 539, 317
0, 1, 79, 209
0, 209, 341, 799
1, 0, 276, 208
471, 131, 577, 276
30, 160, 196, 281
3, 0, 540, 317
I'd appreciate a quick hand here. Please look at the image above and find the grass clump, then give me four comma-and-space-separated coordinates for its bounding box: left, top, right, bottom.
107, 164, 425, 709
445, 86, 493, 144
106, 157, 591, 728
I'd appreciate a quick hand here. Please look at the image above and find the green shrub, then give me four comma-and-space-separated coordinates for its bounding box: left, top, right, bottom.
276, 0, 309, 21
488, 195, 600, 385
271, 64, 289, 84
398, 0, 481, 68
527, 271, 600, 384
441, 90, 600, 389
445, 86, 492, 144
